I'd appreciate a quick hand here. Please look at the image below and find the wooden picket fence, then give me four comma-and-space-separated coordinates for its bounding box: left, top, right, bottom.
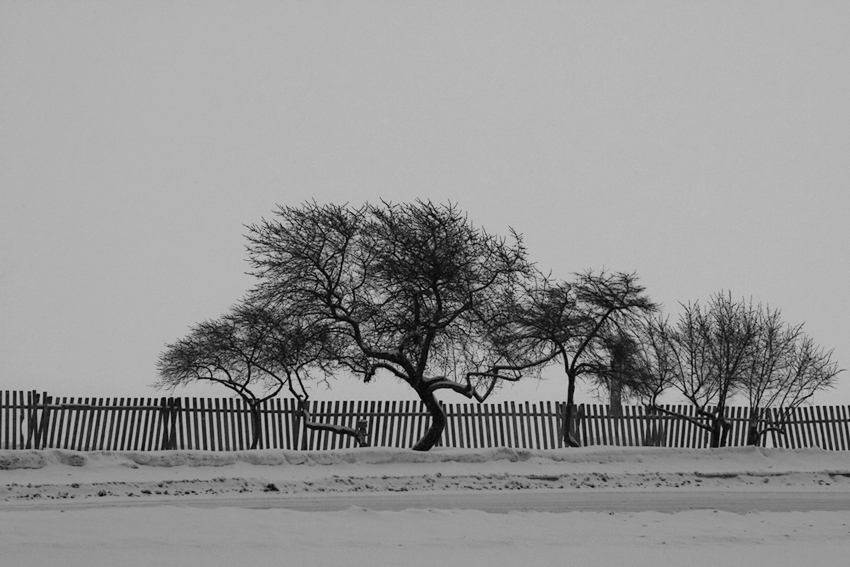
2, 390, 850, 451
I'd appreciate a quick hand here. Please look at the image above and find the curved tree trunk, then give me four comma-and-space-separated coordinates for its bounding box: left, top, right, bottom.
232, 394, 263, 450
412, 388, 446, 451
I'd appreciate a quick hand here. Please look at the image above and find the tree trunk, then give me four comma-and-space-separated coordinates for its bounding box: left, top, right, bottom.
746, 423, 760, 446
249, 402, 262, 450
643, 407, 665, 447
708, 414, 731, 448
562, 403, 581, 447
746, 408, 761, 447
562, 372, 581, 447
412, 388, 446, 451
608, 339, 624, 417
609, 380, 623, 417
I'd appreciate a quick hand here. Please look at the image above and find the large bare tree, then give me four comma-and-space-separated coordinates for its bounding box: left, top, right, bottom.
245, 201, 540, 451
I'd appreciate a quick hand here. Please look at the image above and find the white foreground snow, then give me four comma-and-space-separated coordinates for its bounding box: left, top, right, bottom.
3, 446, 850, 566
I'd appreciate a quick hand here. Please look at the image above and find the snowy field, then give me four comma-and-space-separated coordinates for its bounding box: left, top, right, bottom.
3, 446, 850, 566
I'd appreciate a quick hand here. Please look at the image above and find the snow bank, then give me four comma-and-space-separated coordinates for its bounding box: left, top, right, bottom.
3, 445, 850, 473
3, 446, 850, 509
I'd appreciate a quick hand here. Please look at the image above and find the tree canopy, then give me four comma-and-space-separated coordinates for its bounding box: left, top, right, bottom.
244, 200, 541, 450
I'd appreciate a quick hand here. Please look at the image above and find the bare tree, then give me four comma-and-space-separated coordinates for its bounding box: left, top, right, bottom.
245, 300, 369, 446
651, 292, 759, 448
245, 201, 540, 451
584, 315, 682, 446
618, 313, 678, 408
591, 313, 688, 446
740, 308, 843, 445
156, 298, 366, 449
156, 304, 284, 449
508, 271, 657, 446
650, 292, 843, 448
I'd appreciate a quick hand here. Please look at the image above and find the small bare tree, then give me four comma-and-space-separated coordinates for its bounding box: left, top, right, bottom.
580, 314, 682, 446
508, 270, 657, 446
740, 307, 843, 445
156, 304, 284, 449
618, 313, 678, 408
157, 298, 366, 449
651, 292, 759, 448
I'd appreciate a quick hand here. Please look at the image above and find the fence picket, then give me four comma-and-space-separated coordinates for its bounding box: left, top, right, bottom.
781, 408, 793, 448
408, 401, 419, 449
825, 406, 838, 451
2, 392, 8, 448
593, 404, 605, 446
839, 406, 850, 451
396, 400, 407, 448
386, 400, 398, 448
137, 398, 150, 450
800, 408, 820, 447
377, 400, 389, 448
817, 406, 832, 450
797, 406, 811, 448
99, 398, 114, 450
800, 406, 814, 448
832, 406, 845, 451
270, 399, 280, 450
543, 402, 554, 448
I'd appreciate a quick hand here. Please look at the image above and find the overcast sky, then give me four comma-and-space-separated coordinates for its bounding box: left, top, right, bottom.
2, 1, 848, 406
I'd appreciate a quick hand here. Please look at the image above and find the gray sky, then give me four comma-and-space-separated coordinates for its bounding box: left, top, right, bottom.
2, 1, 848, 406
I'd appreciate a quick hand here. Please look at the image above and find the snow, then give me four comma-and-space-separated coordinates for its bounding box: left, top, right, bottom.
3, 446, 850, 565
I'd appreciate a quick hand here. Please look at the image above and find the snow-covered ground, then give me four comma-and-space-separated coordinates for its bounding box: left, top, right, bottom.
3, 446, 850, 566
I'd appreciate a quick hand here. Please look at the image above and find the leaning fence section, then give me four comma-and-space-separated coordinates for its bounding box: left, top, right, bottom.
1, 391, 849, 451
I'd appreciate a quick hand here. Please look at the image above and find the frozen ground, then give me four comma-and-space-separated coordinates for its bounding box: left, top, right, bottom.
3, 446, 850, 565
